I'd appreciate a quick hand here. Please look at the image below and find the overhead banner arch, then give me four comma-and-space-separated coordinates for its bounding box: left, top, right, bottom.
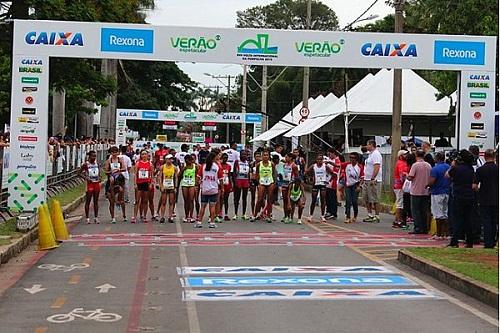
9, 19, 497, 211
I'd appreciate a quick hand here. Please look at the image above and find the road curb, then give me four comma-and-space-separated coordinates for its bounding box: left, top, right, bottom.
398, 249, 499, 309
0, 192, 87, 266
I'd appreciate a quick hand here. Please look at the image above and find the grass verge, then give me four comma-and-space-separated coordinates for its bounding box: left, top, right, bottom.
407, 247, 499, 288
0, 218, 23, 243
50, 182, 85, 207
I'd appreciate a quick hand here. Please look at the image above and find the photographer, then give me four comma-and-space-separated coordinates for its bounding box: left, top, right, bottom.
446, 150, 475, 248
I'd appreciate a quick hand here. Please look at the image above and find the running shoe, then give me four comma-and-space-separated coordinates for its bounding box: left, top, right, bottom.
94, 218, 100, 224
362, 216, 375, 223
111, 218, 117, 224
86, 218, 91, 224
131, 217, 136, 224
249, 216, 255, 222
392, 222, 403, 228
324, 213, 332, 219
123, 217, 128, 223
351, 217, 357, 223
172, 212, 177, 218
232, 215, 239, 220
209, 222, 217, 228
242, 215, 249, 220
183, 218, 188, 223
169, 217, 174, 223
327, 214, 336, 220
224, 215, 230, 221
281, 217, 286, 223
373, 216, 381, 223
306, 216, 312, 223
320, 216, 326, 223
153, 214, 159, 221
159, 217, 165, 224
194, 222, 202, 228
297, 219, 302, 225
344, 218, 351, 224
266, 217, 272, 223
214, 216, 222, 223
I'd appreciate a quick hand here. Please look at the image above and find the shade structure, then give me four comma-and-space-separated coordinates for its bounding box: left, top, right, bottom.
251, 94, 329, 142
285, 69, 452, 137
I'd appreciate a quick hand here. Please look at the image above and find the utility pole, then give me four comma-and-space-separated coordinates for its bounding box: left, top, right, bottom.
227, 75, 231, 142
261, 65, 268, 146
391, 0, 404, 174
241, 65, 247, 145
302, 0, 312, 150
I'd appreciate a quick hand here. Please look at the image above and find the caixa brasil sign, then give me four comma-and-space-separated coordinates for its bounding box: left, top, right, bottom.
116, 109, 262, 124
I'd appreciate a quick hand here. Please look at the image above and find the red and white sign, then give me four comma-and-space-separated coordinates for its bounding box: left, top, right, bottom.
299, 107, 310, 118
25, 96, 34, 105
473, 111, 482, 120
18, 135, 38, 142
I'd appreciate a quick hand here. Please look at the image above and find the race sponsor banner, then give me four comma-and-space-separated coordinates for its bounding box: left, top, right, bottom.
458, 71, 496, 151
177, 266, 393, 275
183, 288, 441, 301
116, 109, 261, 123
8, 54, 49, 212
13, 20, 496, 71
182, 275, 416, 288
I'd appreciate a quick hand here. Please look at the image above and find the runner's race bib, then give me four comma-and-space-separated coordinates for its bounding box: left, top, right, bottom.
183, 177, 195, 186
284, 172, 291, 182
239, 164, 249, 174
138, 170, 149, 179
111, 162, 120, 170
163, 178, 174, 189
260, 176, 272, 186
223, 176, 230, 185
88, 167, 99, 178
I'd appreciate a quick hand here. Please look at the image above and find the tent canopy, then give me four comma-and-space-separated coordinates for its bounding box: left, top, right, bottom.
285, 69, 452, 137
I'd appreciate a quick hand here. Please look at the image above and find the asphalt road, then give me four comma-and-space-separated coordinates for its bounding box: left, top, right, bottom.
0, 186, 497, 333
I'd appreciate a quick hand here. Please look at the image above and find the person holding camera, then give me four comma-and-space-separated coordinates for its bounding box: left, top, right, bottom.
446, 150, 475, 248
473, 149, 498, 249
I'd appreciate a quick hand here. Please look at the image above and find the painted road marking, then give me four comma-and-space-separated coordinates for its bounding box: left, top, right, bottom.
24, 284, 46, 294
177, 266, 394, 275
51, 296, 66, 309
183, 275, 416, 288
68, 275, 81, 285
95, 283, 116, 293
38, 263, 90, 272
34, 327, 47, 333
83, 256, 92, 265
47, 308, 122, 323
183, 288, 441, 301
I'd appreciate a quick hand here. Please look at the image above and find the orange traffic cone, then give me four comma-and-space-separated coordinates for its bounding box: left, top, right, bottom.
50, 199, 69, 241
38, 205, 58, 250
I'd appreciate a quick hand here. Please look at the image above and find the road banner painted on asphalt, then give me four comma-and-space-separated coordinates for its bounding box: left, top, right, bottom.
177, 266, 393, 275
182, 275, 415, 288
183, 288, 441, 301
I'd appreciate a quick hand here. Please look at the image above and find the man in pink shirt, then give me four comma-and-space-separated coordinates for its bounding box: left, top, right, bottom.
407, 150, 432, 234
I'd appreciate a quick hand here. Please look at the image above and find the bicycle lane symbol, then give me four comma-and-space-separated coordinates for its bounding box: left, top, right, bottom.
47, 308, 122, 323
38, 263, 90, 272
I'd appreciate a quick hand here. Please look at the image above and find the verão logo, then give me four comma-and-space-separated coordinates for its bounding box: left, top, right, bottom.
101, 28, 154, 54
25, 32, 84, 46
361, 43, 417, 57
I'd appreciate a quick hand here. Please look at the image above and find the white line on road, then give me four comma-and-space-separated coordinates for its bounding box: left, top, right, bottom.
175, 215, 201, 333
95, 283, 116, 293
24, 284, 46, 294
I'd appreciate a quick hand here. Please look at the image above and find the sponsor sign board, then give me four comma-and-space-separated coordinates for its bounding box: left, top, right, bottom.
101, 28, 154, 54
177, 266, 393, 275
183, 288, 440, 301
458, 70, 495, 151
183, 275, 415, 287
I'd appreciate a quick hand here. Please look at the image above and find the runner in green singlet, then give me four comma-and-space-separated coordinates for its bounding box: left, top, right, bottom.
289, 177, 305, 224
180, 154, 198, 223
253, 150, 276, 223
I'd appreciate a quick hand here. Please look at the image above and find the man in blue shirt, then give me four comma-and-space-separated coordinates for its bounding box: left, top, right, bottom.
428, 152, 450, 238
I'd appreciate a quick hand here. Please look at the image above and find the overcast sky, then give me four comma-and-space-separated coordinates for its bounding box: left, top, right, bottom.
146, 0, 393, 89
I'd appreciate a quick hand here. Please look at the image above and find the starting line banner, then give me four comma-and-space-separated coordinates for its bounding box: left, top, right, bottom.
177, 266, 393, 275
13, 20, 496, 71
183, 288, 441, 301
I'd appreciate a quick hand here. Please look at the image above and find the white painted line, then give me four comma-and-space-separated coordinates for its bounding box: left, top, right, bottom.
95, 283, 116, 293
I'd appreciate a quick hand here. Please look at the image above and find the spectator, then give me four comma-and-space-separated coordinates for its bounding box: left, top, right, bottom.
434, 133, 451, 147
362, 140, 382, 223
393, 150, 409, 228
119, 146, 132, 203
407, 150, 432, 234
469, 145, 484, 244
469, 145, 485, 171
428, 152, 451, 238
422, 141, 435, 167
473, 149, 498, 249
344, 152, 363, 223
325, 149, 340, 220
447, 149, 475, 248
402, 152, 417, 225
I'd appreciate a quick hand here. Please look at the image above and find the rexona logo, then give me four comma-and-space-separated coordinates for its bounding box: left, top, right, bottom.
237, 34, 278, 61
25, 32, 83, 46
361, 43, 417, 57
119, 111, 138, 117
434, 41, 485, 65
170, 35, 220, 53
101, 28, 154, 54
295, 39, 344, 57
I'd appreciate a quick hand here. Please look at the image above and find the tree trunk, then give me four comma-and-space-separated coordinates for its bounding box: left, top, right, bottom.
99, 59, 117, 140
76, 102, 94, 138
52, 88, 65, 137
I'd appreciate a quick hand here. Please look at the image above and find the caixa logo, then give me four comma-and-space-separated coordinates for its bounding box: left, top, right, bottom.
119, 111, 138, 117
361, 43, 417, 57
25, 32, 84, 46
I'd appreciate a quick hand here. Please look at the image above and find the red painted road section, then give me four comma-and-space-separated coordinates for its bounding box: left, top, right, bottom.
126, 222, 153, 333
68, 231, 448, 248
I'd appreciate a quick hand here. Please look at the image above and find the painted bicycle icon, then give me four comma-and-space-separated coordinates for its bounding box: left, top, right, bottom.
47, 308, 122, 323
38, 263, 89, 272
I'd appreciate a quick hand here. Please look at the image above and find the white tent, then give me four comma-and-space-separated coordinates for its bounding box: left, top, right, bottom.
251, 94, 329, 142
285, 69, 452, 138
284, 72, 375, 137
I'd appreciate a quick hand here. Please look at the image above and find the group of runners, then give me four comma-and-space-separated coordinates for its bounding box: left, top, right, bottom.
79, 143, 365, 228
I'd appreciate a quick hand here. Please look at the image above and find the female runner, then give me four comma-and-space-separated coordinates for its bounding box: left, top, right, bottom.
253, 150, 276, 223
133, 150, 154, 223
158, 154, 178, 223
180, 154, 197, 223
233, 150, 251, 220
